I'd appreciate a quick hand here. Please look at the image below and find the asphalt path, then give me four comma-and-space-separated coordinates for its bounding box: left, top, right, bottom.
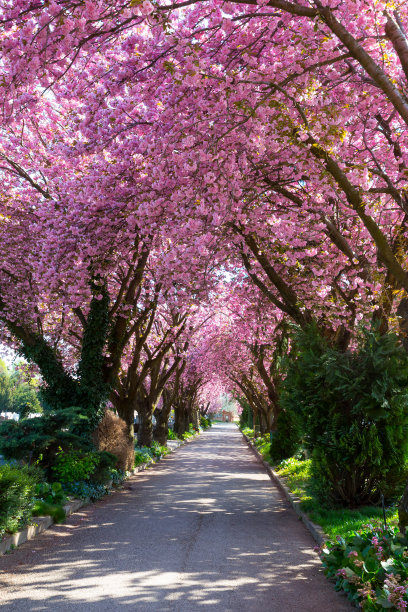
0, 423, 351, 611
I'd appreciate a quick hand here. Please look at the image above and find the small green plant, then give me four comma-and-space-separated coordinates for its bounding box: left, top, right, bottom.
134, 446, 153, 467
109, 468, 126, 486
182, 431, 194, 440
151, 441, 170, 458
32, 500, 66, 523
63, 480, 108, 501
35, 481, 66, 505
167, 428, 178, 440
241, 427, 254, 439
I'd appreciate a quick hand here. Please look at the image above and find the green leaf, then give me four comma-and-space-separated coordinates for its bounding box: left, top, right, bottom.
363, 557, 379, 573
375, 596, 394, 609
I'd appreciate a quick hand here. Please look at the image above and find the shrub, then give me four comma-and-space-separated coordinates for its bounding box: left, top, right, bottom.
200, 415, 212, 429
239, 401, 252, 429
281, 326, 408, 506
90, 451, 118, 484
52, 449, 100, 483
167, 428, 178, 440
0, 464, 40, 536
269, 409, 302, 463
0, 405, 91, 472
93, 409, 134, 471
109, 468, 126, 486
52, 448, 117, 485
319, 524, 408, 610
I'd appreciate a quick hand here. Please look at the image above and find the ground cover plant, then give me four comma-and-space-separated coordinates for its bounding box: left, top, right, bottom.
274, 457, 399, 541
32, 481, 67, 524
319, 525, 408, 610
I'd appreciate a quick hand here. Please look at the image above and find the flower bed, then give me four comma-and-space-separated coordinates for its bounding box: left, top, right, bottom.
319, 524, 408, 610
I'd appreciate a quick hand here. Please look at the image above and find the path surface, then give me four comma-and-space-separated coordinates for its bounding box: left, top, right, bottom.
0, 423, 351, 611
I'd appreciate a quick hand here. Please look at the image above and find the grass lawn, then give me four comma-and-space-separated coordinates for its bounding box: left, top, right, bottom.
274, 456, 399, 540
241, 430, 399, 541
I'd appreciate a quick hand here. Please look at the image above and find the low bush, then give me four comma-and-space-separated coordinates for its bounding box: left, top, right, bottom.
241, 427, 254, 439
0, 406, 91, 472
52, 448, 117, 485
93, 409, 134, 471
319, 524, 408, 610
63, 480, 108, 501
32, 500, 66, 523
200, 415, 212, 429
109, 468, 126, 486
182, 431, 194, 440
167, 428, 178, 440
52, 449, 100, 483
0, 464, 41, 536
150, 441, 169, 458
134, 446, 153, 466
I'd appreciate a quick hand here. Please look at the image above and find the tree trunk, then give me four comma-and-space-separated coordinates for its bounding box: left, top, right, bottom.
137, 398, 153, 447
175, 403, 187, 436
114, 398, 135, 442
259, 411, 268, 435
153, 406, 171, 445
187, 405, 199, 431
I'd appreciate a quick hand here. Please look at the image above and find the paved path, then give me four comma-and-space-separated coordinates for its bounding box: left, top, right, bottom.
0, 423, 350, 611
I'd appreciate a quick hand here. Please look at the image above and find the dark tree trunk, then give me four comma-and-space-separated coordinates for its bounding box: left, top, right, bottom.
153, 406, 171, 445
137, 399, 153, 447
191, 406, 200, 430
186, 405, 199, 430
175, 404, 187, 436
114, 398, 135, 442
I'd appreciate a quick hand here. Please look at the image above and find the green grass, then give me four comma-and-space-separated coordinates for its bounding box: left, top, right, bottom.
274, 457, 398, 540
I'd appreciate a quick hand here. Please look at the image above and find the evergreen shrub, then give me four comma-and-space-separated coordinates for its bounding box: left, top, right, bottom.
281, 325, 408, 506
0, 405, 91, 472
0, 464, 40, 536
269, 409, 302, 462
